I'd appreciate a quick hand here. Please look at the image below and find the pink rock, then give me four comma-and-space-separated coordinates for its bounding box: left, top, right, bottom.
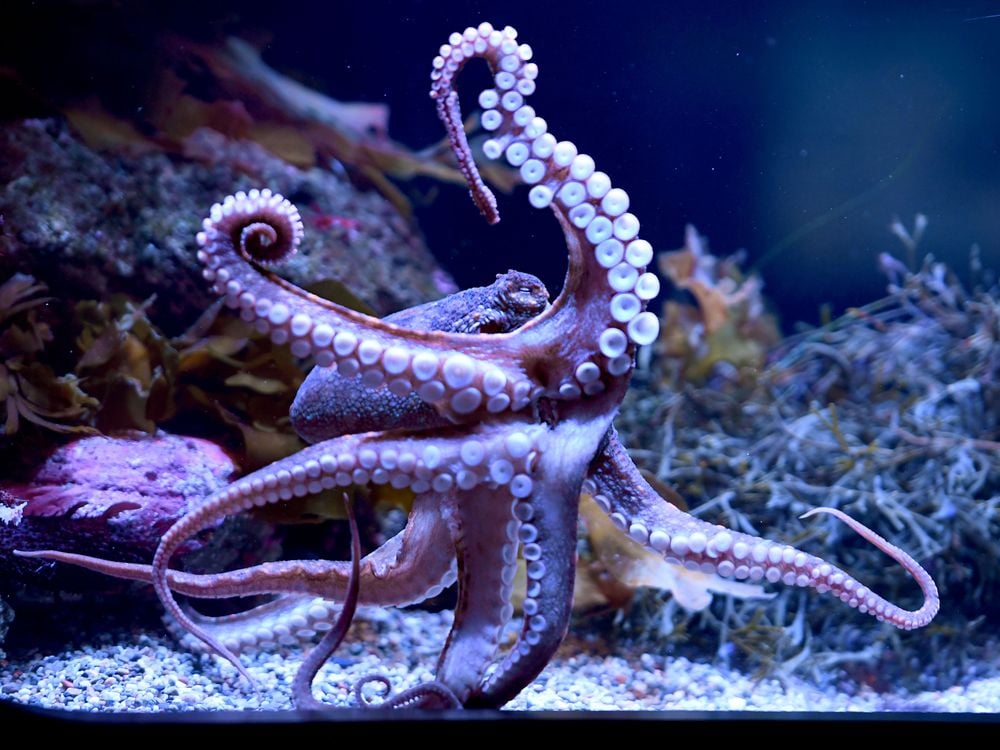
1, 432, 237, 588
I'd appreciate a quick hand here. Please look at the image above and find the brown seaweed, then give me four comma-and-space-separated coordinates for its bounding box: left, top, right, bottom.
0, 273, 97, 437
618, 223, 998, 684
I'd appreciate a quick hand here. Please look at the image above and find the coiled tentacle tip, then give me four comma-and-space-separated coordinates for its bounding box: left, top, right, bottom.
197, 188, 304, 268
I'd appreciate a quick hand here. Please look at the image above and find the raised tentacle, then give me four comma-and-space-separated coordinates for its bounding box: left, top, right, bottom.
197, 22, 664, 428
585, 428, 940, 630
430, 23, 661, 402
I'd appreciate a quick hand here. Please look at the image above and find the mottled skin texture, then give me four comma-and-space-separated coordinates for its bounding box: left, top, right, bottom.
17, 22, 939, 710
291, 269, 549, 442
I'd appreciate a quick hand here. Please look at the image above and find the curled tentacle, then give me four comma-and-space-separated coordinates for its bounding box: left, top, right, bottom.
228, 193, 304, 266
355, 675, 462, 710
198, 189, 540, 423
585, 428, 940, 630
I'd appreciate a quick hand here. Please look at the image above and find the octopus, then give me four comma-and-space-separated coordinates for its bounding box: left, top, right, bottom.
17, 22, 939, 709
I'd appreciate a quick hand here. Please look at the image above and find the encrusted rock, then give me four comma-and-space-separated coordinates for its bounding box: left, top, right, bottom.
0, 119, 456, 335
0, 431, 239, 589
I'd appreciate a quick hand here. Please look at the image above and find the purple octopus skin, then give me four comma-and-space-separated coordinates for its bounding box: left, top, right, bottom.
290, 268, 550, 442
16, 22, 939, 710
290, 492, 362, 710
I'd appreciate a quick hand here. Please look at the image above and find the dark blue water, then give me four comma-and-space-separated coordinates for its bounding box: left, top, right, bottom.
251, 0, 1000, 328
7, 0, 999, 327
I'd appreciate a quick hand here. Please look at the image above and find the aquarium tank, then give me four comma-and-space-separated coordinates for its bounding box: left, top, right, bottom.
0, 0, 997, 724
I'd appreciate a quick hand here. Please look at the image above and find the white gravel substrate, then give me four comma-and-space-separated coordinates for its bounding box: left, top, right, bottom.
1, 606, 998, 714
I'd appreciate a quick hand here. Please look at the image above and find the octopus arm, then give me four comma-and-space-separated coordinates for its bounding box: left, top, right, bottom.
585, 428, 939, 630
14, 491, 457, 656
466, 415, 609, 707
434, 486, 525, 705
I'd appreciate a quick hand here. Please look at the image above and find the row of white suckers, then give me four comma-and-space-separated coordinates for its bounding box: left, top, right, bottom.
195, 27, 662, 417
192, 432, 554, 654
431, 23, 661, 354
214, 427, 541, 514
579, 476, 891, 620
196, 188, 645, 414
196, 191, 534, 415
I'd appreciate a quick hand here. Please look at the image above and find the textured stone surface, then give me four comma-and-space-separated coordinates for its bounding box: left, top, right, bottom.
0, 432, 237, 588
0, 119, 455, 335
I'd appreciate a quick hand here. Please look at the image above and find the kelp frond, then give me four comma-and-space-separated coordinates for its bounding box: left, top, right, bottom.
0, 273, 97, 437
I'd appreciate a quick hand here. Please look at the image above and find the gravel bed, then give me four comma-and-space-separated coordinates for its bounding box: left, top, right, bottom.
1, 607, 997, 714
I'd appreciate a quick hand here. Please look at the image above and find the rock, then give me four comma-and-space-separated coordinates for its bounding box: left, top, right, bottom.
0, 119, 455, 335
0, 431, 238, 590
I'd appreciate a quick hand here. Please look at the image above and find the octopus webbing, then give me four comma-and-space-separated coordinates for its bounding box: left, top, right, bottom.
17, 22, 939, 709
